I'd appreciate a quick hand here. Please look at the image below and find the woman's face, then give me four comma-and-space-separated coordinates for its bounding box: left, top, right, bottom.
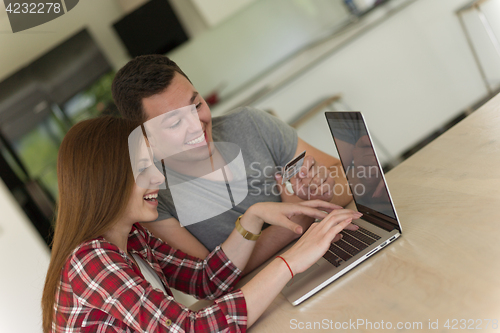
124, 136, 165, 224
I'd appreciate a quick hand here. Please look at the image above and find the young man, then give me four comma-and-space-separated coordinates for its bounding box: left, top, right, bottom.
112, 55, 352, 273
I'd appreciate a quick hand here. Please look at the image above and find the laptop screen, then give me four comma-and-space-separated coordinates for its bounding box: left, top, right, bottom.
325, 112, 398, 227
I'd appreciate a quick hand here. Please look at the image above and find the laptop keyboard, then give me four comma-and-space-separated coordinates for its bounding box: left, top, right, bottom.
323, 226, 382, 267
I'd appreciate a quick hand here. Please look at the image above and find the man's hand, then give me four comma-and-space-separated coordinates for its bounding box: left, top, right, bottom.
281, 156, 336, 202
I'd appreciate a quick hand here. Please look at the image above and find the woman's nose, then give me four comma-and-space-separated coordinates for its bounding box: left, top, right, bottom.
149, 166, 165, 186
186, 111, 202, 131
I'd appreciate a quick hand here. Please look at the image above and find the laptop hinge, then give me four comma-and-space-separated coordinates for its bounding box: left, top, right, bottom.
359, 212, 398, 232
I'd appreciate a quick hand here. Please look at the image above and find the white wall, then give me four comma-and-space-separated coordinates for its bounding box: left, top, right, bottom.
115, 0, 149, 13
0, 180, 50, 333
460, 0, 500, 89
191, 0, 256, 27
251, 0, 490, 161
167, 0, 350, 97
170, 0, 210, 37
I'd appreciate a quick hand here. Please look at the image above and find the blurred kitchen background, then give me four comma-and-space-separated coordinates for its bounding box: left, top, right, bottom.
1, 0, 500, 331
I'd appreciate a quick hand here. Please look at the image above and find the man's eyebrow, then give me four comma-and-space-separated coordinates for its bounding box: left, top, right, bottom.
190, 92, 199, 104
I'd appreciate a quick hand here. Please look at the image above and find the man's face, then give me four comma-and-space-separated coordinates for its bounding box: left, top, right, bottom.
142, 73, 213, 164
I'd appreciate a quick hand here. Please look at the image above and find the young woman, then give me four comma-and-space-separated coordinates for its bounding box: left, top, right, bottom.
41, 116, 361, 332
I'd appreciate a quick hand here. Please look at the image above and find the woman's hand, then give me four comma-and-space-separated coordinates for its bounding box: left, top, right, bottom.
282, 209, 362, 274
239, 207, 361, 327
239, 200, 344, 236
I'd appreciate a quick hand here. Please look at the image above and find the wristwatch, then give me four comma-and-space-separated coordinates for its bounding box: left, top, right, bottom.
235, 215, 261, 241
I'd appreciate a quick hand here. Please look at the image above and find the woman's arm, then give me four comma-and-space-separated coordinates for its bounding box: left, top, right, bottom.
145, 203, 320, 299
67, 206, 359, 332
67, 241, 247, 332
241, 209, 359, 327
220, 200, 334, 271
140, 218, 209, 259
152, 202, 361, 328
240, 180, 317, 275
148, 201, 356, 299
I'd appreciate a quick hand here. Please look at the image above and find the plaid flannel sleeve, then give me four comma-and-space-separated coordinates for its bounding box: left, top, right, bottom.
144, 225, 244, 301
68, 240, 247, 332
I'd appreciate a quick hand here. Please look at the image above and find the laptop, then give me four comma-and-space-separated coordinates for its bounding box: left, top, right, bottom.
281, 111, 403, 305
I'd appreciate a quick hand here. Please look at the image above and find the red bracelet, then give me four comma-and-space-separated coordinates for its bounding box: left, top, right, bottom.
276, 255, 294, 279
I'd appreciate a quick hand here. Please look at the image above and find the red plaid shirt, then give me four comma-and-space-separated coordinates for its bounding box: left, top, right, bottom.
52, 224, 247, 332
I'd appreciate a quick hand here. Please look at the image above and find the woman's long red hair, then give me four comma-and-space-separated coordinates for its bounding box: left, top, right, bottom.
41, 116, 137, 332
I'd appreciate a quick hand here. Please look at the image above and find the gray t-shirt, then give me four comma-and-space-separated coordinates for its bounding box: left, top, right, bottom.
155, 106, 298, 251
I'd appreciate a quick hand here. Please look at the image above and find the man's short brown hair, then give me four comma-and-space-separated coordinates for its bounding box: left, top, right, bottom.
112, 55, 190, 122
